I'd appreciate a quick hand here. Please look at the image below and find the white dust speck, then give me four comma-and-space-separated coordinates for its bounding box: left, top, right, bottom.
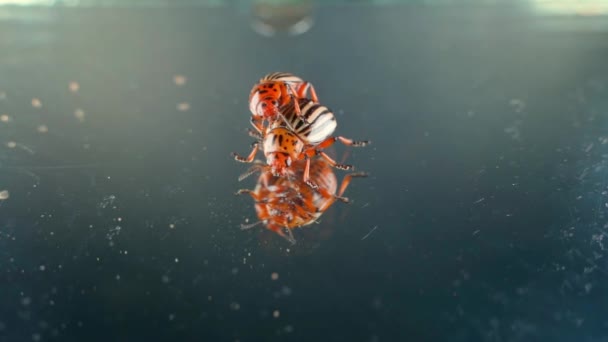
21, 297, 31, 306
32, 333, 41, 342
174, 258, 179, 263
0, 92, 5, 100
584, 283, 592, 293
271, 272, 279, 281
106, 226, 122, 243
505, 120, 523, 141
177, 102, 190, 112
69, 81, 80, 93
0, 114, 10, 122
168, 313, 175, 321
39, 265, 46, 271
37, 125, 48, 133
230, 302, 241, 311
0, 190, 9, 200
115, 274, 121, 280
161, 275, 170, 284
74, 109, 85, 122
31, 98, 42, 108
509, 99, 525, 113
7, 141, 16, 148
169, 223, 175, 229
173, 75, 187, 86
99, 195, 116, 209
273, 310, 280, 318
592, 234, 605, 250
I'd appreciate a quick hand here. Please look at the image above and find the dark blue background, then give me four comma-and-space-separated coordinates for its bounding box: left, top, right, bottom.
1, 4, 607, 341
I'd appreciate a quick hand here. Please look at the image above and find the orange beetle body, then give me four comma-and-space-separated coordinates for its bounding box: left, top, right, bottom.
234, 97, 369, 188
262, 127, 306, 177
237, 159, 366, 244
235, 72, 370, 244
248, 72, 318, 132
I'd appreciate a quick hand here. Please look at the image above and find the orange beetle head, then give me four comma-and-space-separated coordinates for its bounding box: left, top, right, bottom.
259, 99, 280, 119
250, 82, 284, 119
267, 152, 292, 177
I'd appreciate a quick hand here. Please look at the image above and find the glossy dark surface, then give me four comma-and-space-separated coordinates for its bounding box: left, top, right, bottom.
1, 5, 607, 341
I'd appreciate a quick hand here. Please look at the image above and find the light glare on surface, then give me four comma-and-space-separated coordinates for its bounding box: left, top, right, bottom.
0, 0, 56, 5
533, 0, 608, 16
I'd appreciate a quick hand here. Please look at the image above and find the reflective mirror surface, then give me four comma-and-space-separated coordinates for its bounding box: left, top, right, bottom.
1, 2, 608, 341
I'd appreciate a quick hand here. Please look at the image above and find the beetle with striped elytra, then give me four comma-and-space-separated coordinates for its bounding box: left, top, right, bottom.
234, 97, 370, 189
248, 72, 318, 133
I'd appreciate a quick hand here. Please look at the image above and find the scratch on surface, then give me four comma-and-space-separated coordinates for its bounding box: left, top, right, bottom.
473, 198, 485, 204
361, 226, 378, 241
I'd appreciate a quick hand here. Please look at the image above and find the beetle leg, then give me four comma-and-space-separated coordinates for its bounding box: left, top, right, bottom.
241, 220, 265, 230
250, 116, 265, 134
337, 172, 368, 198
301, 157, 319, 189
232, 143, 259, 163
237, 161, 267, 182
296, 82, 319, 103
235, 188, 263, 201
247, 128, 263, 140
316, 136, 370, 150
286, 83, 302, 115
317, 151, 354, 171
267, 223, 296, 245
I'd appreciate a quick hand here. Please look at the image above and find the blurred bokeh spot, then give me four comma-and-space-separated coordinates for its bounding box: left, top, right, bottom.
251, 0, 314, 37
